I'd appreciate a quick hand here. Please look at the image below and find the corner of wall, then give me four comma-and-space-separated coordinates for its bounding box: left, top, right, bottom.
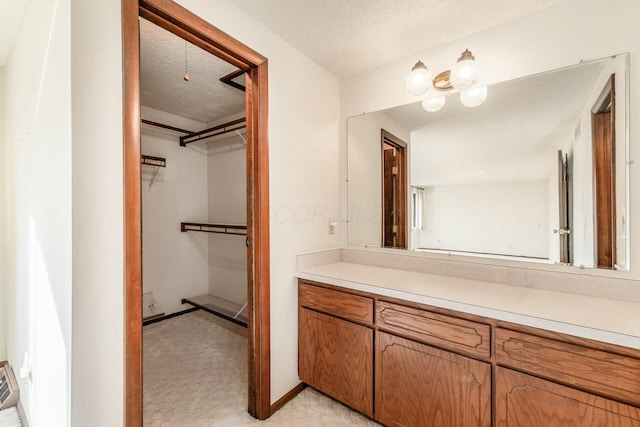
0, 65, 7, 361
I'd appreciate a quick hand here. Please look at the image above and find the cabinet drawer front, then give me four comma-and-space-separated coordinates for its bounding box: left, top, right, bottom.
376, 300, 491, 358
299, 282, 374, 324
496, 328, 640, 406
496, 367, 640, 427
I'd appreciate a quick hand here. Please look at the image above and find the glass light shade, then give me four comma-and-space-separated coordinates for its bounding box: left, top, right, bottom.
450, 49, 478, 90
422, 95, 446, 112
460, 85, 488, 108
406, 61, 432, 96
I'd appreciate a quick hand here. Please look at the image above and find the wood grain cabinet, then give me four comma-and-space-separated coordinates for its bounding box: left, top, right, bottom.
376, 331, 491, 427
495, 367, 640, 426
297, 280, 640, 427
298, 283, 374, 416
495, 328, 640, 406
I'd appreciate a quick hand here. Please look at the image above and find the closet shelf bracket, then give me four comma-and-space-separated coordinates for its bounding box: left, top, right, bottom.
142, 155, 166, 167
180, 222, 247, 236
142, 155, 166, 189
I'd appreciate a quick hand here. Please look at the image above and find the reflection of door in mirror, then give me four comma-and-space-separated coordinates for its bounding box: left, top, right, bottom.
592, 75, 616, 269
557, 151, 571, 265
381, 130, 407, 249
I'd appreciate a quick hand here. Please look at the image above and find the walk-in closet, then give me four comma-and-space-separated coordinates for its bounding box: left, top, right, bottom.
138, 17, 250, 424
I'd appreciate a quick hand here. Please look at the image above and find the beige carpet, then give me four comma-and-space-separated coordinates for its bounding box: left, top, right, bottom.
143, 311, 380, 426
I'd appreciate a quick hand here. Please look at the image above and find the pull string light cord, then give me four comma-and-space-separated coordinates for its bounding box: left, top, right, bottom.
183, 40, 190, 81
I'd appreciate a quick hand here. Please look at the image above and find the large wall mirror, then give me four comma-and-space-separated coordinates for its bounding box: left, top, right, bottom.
347, 54, 629, 270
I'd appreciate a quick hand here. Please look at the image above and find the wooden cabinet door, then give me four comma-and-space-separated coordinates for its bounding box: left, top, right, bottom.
496, 367, 640, 426
375, 331, 491, 427
298, 307, 373, 416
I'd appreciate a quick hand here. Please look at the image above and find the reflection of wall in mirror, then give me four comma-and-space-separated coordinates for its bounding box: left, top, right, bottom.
416, 181, 549, 259
348, 111, 410, 247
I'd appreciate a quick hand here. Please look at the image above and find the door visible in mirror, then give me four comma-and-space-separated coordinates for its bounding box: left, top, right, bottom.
381, 130, 408, 249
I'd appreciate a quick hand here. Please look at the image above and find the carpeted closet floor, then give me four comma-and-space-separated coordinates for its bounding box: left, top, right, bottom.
143, 311, 380, 427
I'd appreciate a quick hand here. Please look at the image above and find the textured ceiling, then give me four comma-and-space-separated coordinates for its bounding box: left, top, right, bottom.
0, 0, 27, 66
380, 60, 606, 186
138, 0, 573, 123
140, 18, 246, 124
227, 0, 569, 77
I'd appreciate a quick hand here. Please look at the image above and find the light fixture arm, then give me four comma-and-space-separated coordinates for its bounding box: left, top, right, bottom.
432, 70, 452, 91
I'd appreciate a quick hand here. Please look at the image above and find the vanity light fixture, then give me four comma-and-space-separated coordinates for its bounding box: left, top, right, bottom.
460, 85, 488, 107
450, 49, 479, 90
407, 48, 487, 112
422, 95, 446, 112
406, 60, 432, 96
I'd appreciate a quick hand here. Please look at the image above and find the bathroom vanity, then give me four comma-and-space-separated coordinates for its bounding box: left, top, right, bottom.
296, 249, 640, 426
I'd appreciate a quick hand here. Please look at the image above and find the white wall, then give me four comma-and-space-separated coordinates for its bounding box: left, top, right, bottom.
141, 107, 210, 316
341, 0, 640, 280
418, 181, 549, 258
4, 0, 72, 425
70, 0, 123, 425
0, 65, 7, 362
348, 111, 410, 247
207, 132, 247, 306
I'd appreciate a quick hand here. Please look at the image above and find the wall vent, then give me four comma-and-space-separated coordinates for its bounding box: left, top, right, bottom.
0, 362, 19, 410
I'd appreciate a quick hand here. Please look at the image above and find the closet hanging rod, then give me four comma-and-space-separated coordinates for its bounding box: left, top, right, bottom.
220, 69, 246, 92
141, 119, 194, 135
180, 117, 246, 146
141, 155, 166, 167
180, 222, 247, 235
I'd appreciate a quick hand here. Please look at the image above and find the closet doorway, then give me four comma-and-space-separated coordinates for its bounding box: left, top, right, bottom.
123, 1, 270, 425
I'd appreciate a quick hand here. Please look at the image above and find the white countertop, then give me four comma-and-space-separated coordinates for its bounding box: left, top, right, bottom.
296, 261, 640, 350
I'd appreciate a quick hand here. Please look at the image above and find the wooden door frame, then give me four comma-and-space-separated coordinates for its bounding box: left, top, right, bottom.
591, 74, 616, 269
381, 129, 408, 249
122, 1, 271, 425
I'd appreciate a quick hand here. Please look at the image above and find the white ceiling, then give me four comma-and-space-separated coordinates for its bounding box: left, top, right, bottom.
380, 61, 606, 186
227, 0, 569, 77
0, 0, 27, 66
138, 0, 571, 124
140, 18, 246, 124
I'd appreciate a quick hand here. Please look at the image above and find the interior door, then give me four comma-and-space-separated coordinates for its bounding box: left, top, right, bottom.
557, 150, 570, 264
383, 148, 396, 247
592, 75, 616, 269
381, 130, 407, 249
